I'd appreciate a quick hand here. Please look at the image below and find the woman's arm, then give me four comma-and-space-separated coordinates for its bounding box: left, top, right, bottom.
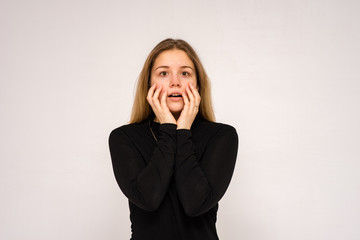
109, 124, 176, 211
175, 125, 238, 217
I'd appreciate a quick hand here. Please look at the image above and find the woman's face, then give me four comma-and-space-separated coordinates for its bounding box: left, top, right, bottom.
150, 49, 197, 115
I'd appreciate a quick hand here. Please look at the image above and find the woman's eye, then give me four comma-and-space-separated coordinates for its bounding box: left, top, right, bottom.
181, 72, 190, 76
160, 72, 168, 76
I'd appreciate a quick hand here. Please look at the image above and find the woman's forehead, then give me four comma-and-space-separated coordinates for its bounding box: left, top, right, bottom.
153, 49, 194, 69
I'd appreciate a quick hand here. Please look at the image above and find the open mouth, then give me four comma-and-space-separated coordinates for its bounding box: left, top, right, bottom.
168, 94, 182, 98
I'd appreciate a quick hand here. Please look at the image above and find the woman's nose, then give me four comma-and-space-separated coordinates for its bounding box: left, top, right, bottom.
169, 75, 181, 87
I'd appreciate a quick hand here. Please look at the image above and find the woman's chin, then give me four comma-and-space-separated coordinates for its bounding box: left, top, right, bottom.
168, 104, 184, 113
169, 107, 183, 118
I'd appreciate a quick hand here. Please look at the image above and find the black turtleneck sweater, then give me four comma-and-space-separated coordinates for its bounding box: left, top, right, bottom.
108, 117, 238, 240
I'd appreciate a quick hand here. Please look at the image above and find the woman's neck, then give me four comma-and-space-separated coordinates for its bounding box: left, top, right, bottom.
154, 112, 180, 123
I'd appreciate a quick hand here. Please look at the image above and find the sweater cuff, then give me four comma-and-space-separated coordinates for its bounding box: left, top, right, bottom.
159, 123, 177, 133
176, 129, 192, 136
157, 124, 177, 146
176, 129, 192, 143
176, 129, 194, 157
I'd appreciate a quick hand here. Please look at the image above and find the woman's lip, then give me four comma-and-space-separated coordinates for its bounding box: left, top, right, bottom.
168, 96, 183, 101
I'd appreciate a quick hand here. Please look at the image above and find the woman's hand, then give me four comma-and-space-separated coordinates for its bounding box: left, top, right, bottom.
147, 83, 176, 124
176, 83, 201, 130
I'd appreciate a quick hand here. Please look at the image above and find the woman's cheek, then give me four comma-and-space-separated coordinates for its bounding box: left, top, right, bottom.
150, 76, 162, 86
159, 85, 168, 98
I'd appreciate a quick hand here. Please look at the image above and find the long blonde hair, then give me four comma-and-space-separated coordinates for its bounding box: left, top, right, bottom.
130, 38, 215, 123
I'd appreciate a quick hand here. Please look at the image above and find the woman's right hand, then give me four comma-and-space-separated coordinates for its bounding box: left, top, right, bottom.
147, 83, 176, 124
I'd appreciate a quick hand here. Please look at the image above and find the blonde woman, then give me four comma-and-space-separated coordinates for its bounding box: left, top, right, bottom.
109, 38, 238, 240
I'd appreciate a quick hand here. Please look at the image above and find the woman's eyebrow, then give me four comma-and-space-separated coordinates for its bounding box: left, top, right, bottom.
180, 66, 194, 71
154, 66, 194, 71
155, 66, 169, 70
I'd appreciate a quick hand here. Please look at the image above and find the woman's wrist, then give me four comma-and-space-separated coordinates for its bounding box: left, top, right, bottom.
154, 116, 176, 124
176, 122, 191, 130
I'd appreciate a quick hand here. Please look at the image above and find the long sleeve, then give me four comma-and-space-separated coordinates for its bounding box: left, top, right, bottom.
109, 123, 177, 211
175, 124, 238, 217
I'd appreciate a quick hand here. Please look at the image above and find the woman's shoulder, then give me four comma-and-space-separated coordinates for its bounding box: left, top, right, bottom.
109, 121, 148, 139
193, 118, 237, 138
195, 118, 236, 131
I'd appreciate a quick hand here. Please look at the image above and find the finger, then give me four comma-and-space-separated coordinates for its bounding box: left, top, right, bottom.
152, 85, 162, 103
150, 86, 162, 112
189, 83, 200, 98
186, 87, 198, 113
147, 83, 157, 105
186, 85, 195, 106
160, 89, 168, 108
189, 83, 200, 97
149, 83, 157, 93
187, 85, 199, 113
182, 89, 190, 109
189, 83, 201, 107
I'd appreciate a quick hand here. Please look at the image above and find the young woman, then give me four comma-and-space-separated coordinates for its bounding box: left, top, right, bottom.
109, 38, 238, 240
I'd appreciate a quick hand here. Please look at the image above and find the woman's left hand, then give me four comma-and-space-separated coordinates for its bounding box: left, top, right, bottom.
177, 83, 201, 130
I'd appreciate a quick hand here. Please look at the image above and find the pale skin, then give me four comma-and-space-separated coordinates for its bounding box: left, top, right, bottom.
146, 49, 201, 130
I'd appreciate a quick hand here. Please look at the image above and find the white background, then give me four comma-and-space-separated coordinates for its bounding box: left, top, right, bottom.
1, 0, 360, 239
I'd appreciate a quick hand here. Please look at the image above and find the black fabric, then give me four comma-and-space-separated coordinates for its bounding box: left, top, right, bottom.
109, 117, 238, 240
